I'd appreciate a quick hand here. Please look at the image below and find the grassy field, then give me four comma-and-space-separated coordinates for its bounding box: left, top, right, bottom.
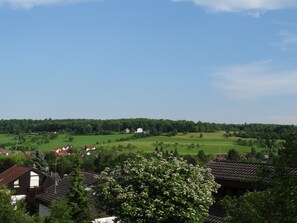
0, 133, 129, 151
0, 132, 263, 155
105, 132, 263, 155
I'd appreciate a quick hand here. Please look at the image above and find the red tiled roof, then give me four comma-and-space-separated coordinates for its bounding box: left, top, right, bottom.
52, 147, 62, 150
57, 151, 70, 156
0, 148, 10, 154
0, 166, 32, 185
86, 146, 95, 148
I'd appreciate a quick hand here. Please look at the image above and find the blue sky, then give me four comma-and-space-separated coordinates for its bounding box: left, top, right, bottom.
1, 0, 297, 124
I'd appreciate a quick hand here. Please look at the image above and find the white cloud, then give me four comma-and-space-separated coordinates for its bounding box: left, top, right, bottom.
0, 0, 100, 9
211, 60, 297, 100
172, 0, 297, 13
277, 31, 297, 50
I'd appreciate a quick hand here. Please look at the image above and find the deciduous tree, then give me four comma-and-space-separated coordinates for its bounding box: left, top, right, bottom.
68, 157, 92, 223
95, 153, 219, 223
223, 133, 297, 222
47, 199, 73, 223
227, 149, 241, 161
0, 186, 43, 223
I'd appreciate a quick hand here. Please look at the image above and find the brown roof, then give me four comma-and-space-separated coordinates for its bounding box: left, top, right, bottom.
206, 214, 225, 223
56, 151, 70, 156
206, 204, 226, 223
205, 161, 274, 183
36, 171, 98, 205
205, 161, 297, 223
0, 166, 32, 185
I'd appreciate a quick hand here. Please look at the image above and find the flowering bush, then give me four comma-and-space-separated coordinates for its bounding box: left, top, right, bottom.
95, 153, 219, 223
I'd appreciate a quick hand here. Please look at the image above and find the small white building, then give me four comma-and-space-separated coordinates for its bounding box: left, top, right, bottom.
124, 128, 130, 134
136, 128, 143, 133
86, 146, 96, 151
93, 217, 118, 223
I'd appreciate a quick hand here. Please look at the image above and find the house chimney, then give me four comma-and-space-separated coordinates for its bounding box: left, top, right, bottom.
33, 163, 37, 169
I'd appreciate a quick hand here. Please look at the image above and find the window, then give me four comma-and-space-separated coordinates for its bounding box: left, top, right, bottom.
14, 179, 20, 188
30, 171, 39, 188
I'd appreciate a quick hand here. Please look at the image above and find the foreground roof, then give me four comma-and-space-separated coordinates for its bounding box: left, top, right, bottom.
206, 204, 225, 223
0, 166, 33, 185
205, 160, 297, 223
205, 160, 275, 183
36, 171, 98, 205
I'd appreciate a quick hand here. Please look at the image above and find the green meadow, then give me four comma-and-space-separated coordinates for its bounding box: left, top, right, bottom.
0, 133, 129, 151
0, 132, 263, 155
105, 132, 263, 155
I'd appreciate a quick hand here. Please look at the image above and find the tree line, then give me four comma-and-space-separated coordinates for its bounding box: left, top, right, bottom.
0, 118, 296, 139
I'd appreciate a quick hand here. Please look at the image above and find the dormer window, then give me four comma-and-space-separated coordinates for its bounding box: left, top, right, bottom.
30, 171, 39, 188
14, 179, 20, 188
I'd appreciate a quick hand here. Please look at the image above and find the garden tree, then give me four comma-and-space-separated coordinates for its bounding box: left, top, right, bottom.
44, 151, 58, 172
227, 149, 241, 161
256, 151, 265, 161
183, 154, 198, 166
223, 130, 231, 139
68, 156, 92, 223
94, 150, 117, 172
95, 153, 219, 223
57, 156, 75, 176
171, 128, 178, 136
250, 147, 256, 156
31, 150, 49, 173
0, 157, 15, 173
173, 147, 179, 157
47, 199, 73, 223
279, 132, 297, 166
68, 136, 74, 142
264, 138, 278, 158
223, 132, 297, 222
81, 156, 96, 172
0, 186, 43, 223
10, 152, 30, 166
223, 190, 271, 223
197, 150, 207, 162
223, 168, 297, 223
49, 132, 59, 140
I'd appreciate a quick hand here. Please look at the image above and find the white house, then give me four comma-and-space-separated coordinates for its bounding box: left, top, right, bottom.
93, 217, 118, 223
52, 145, 72, 154
86, 146, 96, 151
136, 128, 143, 133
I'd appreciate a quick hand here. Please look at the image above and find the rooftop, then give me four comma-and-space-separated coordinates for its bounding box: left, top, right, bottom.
205, 160, 275, 183
0, 166, 32, 185
36, 171, 98, 205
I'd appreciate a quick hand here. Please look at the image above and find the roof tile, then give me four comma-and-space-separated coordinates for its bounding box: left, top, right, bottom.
0, 166, 32, 185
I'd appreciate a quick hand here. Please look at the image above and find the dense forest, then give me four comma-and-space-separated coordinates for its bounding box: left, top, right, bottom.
0, 118, 296, 139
